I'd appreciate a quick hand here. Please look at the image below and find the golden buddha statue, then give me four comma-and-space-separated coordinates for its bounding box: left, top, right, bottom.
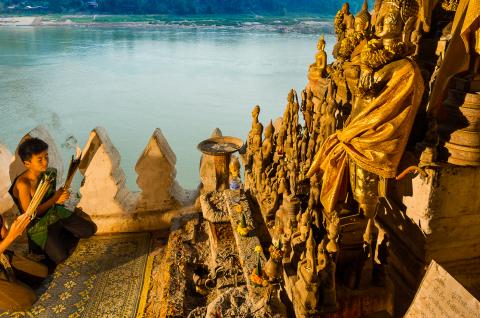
308, 35, 327, 81
307, 0, 425, 257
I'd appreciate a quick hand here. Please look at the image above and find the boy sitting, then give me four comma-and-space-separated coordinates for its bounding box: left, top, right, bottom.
9, 138, 96, 264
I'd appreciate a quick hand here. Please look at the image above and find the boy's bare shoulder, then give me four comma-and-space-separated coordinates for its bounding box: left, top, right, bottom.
15, 176, 31, 192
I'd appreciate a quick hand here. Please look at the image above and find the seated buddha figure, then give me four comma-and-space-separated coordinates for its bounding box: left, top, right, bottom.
308, 35, 327, 82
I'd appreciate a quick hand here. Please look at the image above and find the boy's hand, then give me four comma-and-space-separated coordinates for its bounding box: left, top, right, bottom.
7, 213, 30, 242
54, 189, 70, 204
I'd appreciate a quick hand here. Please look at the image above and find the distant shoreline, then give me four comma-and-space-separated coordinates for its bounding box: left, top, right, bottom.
0, 14, 334, 34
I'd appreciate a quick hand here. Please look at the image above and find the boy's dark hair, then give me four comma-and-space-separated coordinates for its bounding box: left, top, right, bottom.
18, 138, 49, 162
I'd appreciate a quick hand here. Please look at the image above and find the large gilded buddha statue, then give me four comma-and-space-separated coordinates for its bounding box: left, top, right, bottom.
307, 0, 425, 244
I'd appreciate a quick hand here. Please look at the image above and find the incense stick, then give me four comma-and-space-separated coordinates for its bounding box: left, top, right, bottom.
25, 172, 54, 219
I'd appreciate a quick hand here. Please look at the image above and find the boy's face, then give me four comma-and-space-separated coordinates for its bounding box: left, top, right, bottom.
24, 150, 49, 173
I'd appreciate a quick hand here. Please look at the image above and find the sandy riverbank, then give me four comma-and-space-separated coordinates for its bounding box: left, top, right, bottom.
0, 16, 43, 26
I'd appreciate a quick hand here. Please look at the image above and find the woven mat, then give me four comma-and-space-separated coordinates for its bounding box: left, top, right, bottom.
6, 232, 152, 318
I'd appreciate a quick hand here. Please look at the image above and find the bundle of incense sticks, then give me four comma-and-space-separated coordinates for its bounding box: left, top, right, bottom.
63, 147, 82, 190
25, 172, 55, 220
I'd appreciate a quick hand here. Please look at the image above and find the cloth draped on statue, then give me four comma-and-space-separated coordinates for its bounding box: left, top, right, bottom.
307, 58, 425, 216
428, 0, 480, 116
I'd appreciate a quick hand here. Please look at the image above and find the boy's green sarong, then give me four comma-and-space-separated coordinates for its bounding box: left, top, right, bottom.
28, 205, 72, 249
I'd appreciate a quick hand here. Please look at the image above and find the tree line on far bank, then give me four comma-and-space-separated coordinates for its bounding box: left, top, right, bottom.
0, 0, 369, 15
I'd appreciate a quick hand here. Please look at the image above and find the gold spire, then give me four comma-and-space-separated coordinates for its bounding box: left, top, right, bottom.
355, 0, 371, 25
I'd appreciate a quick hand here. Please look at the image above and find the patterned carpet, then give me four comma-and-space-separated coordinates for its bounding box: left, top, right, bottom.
5, 233, 153, 318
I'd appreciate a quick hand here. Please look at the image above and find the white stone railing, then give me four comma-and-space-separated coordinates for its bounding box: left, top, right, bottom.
0, 125, 198, 234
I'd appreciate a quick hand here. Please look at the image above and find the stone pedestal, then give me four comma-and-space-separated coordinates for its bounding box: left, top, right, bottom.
198, 136, 243, 193
200, 152, 230, 192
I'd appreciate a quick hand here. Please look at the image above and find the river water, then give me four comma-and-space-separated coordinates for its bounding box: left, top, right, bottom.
0, 26, 334, 189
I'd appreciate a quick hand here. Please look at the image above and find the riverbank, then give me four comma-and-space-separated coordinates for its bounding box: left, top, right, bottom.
0, 14, 334, 33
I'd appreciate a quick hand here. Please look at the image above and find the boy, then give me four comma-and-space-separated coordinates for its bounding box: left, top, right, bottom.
9, 138, 96, 264
0, 212, 48, 312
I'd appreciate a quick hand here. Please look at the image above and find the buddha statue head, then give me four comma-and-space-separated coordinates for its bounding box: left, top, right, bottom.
252, 105, 260, 123
354, 0, 371, 33
317, 34, 326, 52
375, 0, 419, 44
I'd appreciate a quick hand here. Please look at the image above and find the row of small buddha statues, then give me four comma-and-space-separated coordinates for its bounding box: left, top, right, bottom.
242, 88, 344, 315
244, 84, 337, 217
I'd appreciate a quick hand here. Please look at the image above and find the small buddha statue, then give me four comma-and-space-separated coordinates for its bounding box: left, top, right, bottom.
309, 174, 321, 209
308, 35, 328, 81
248, 122, 263, 191
306, 131, 317, 162
300, 129, 309, 162
319, 245, 337, 310
333, 2, 356, 57
262, 120, 274, 167
246, 105, 261, 171
294, 228, 320, 313
323, 97, 337, 140
287, 158, 298, 196
338, 0, 371, 62
298, 210, 312, 242
277, 166, 289, 198
317, 239, 328, 273
275, 124, 287, 155
326, 213, 340, 254
253, 150, 264, 191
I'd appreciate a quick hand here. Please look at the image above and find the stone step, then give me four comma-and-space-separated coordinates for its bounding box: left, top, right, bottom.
222, 189, 269, 308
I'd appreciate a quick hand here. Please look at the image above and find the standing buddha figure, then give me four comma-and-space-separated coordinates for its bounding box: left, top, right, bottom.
262, 120, 274, 168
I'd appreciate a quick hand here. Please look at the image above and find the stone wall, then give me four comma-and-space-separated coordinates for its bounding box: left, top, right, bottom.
378, 162, 480, 315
